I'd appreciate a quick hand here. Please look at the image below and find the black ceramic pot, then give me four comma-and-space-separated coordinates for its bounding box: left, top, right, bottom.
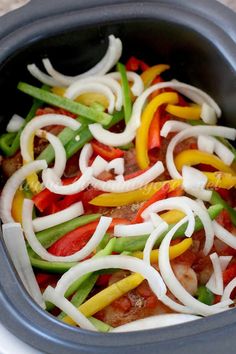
0, 1, 236, 353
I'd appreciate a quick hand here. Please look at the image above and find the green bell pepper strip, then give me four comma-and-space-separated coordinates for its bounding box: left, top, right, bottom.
37, 110, 124, 164
112, 204, 223, 253
18, 82, 112, 125
196, 285, 214, 305
88, 317, 112, 332
0, 97, 43, 156
210, 190, 236, 226
36, 214, 101, 249
117, 62, 132, 124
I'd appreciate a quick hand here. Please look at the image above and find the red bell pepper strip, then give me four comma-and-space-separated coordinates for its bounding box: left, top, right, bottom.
132, 183, 170, 223
36, 272, 60, 290
148, 108, 161, 150
125, 56, 149, 72
48, 218, 129, 257
91, 140, 124, 161
124, 168, 149, 180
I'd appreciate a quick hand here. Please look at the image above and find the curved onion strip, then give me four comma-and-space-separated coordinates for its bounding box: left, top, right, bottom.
79, 143, 93, 173
106, 158, 124, 175
201, 103, 217, 125
107, 71, 144, 96
111, 314, 201, 332
65, 76, 122, 111
213, 221, 236, 250
206, 255, 232, 295
114, 222, 154, 237
160, 120, 190, 138
20, 114, 80, 163
221, 278, 236, 302
158, 217, 229, 316
197, 135, 215, 154
197, 135, 234, 166
182, 166, 212, 202
163, 125, 236, 179
89, 122, 135, 147
91, 156, 108, 177
6, 114, 24, 133
181, 197, 214, 255
161, 294, 194, 314
41, 35, 122, 85
143, 222, 168, 264
27, 63, 62, 86
65, 82, 115, 114
54, 255, 166, 298
141, 197, 195, 237
36, 130, 66, 177
23, 199, 111, 262
42, 167, 93, 195
43, 286, 96, 330
2, 223, 45, 309
32, 201, 84, 232
0, 160, 47, 224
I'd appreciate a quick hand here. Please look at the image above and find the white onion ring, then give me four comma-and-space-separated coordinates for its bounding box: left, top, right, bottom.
6, 114, 25, 133
0, 160, 47, 224
222, 278, 236, 302
20, 114, 80, 163
43, 286, 96, 330
114, 222, 154, 237
54, 255, 166, 299
23, 199, 111, 262
201, 103, 217, 125
36, 129, 66, 177
111, 314, 201, 332
141, 197, 195, 237
2, 223, 45, 309
42, 167, 93, 195
106, 158, 124, 175
158, 217, 229, 316
27, 63, 62, 86
197, 135, 234, 166
32, 201, 84, 232
163, 125, 236, 179
182, 166, 212, 202
91, 156, 108, 177
206, 254, 232, 295
143, 222, 168, 264
160, 120, 190, 138
107, 71, 144, 96
213, 221, 236, 250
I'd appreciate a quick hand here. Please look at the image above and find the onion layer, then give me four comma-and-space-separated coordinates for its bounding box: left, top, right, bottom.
213, 221, 236, 250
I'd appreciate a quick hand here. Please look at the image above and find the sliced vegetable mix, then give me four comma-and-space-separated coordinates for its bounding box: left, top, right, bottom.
1, 35, 236, 333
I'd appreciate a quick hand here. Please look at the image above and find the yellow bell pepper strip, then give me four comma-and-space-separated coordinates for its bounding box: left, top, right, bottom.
136, 92, 179, 169
90, 180, 182, 207
141, 64, 170, 88
161, 209, 185, 224
62, 273, 144, 325
204, 172, 236, 189
11, 189, 25, 223
52, 86, 109, 109
175, 150, 236, 175
132, 237, 193, 263
24, 133, 42, 194
165, 104, 201, 120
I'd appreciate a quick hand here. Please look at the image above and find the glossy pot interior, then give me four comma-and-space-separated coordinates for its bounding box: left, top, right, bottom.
0, 1, 236, 354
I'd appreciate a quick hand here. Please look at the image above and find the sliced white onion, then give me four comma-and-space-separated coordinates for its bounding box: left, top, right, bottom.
221, 278, 236, 302
65, 76, 122, 112
164, 125, 236, 179
91, 156, 108, 177
197, 135, 234, 166
91, 160, 164, 192
0, 160, 47, 224
160, 120, 190, 138
79, 143, 93, 173
27, 63, 62, 86
6, 114, 24, 133
201, 103, 217, 125
106, 158, 124, 175
115, 175, 125, 182
32, 201, 84, 232
182, 166, 212, 202
206, 254, 232, 295
158, 217, 229, 316
2, 223, 45, 309
54, 255, 166, 299
149, 213, 165, 228
41, 35, 122, 86
107, 71, 144, 96
36, 129, 66, 177
161, 294, 194, 314
213, 221, 236, 250
20, 114, 80, 163
114, 222, 154, 237
143, 222, 168, 264
141, 197, 195, 238
42, 167, 92, 195
23, 199, 111, 262
43, 286, 96, 330
112, 314, 201, 332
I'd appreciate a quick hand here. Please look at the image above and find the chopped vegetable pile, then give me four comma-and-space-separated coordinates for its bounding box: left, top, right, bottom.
1, 34, 236, 333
